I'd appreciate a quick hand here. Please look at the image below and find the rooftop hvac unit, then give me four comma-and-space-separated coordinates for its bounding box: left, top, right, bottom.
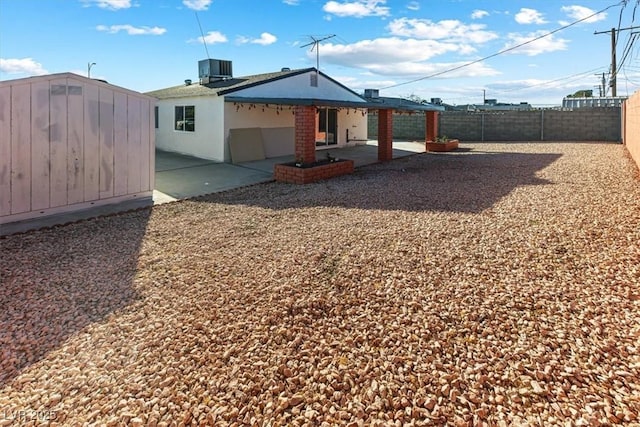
364, 89, 379, 98
198, 59, 233, 82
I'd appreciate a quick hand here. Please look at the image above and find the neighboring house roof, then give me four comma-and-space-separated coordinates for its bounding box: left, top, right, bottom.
145, 67, 443, 112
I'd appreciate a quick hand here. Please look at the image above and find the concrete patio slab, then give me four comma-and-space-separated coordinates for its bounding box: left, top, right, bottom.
153, 140, 425, 203
1, 141, 427, 235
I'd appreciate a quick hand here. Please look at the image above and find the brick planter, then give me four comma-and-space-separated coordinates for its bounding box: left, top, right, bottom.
426, 139, 459, 152
274, 159, 355, 184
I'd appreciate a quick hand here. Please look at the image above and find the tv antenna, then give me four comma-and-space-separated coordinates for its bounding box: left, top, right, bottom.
300, 34, 336, 71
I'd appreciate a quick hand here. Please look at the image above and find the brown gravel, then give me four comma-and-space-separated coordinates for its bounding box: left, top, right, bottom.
1, 142, 639, 426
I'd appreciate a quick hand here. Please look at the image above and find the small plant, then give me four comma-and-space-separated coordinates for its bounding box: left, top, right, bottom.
435, 135, 450, 143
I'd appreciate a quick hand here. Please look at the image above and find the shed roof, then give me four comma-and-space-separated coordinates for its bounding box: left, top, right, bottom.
0, 72, 156, 100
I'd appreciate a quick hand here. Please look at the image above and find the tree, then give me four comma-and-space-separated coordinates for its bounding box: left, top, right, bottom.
566, 89, 593, 98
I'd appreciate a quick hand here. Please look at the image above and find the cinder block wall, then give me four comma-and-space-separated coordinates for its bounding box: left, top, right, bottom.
368, 108, 622, 142
623, 91, 640, 170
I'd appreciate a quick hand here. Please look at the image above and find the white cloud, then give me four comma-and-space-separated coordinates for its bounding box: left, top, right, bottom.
315, 38, 499, 80
183, 0, 212, 11
323, 0, 390, 18
282, 0, 299, 4
81, 0, 133, 10
388, 18, 498, 44
503, 31, 568, 56
188, 30, 227, 44
237, 32, 277, 45
96, 24, 166, 35
320, 38, 462, 65
515, 8, 547, 24
561, 5, 606, 23
407, 1, 420, 11
0, 58, 48, 75
364, 61, 500, 79
471, 9, 489, 19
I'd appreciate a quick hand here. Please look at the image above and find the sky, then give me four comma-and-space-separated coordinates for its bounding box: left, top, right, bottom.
1, 0, 639, 106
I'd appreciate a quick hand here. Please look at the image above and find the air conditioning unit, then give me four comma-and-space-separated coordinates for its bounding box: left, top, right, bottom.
198, 59, 233, 83
364, 89, 379, 99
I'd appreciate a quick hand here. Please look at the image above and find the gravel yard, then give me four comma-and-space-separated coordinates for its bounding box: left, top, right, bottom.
1, 142, 639, 426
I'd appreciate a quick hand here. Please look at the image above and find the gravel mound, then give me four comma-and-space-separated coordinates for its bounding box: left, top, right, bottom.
1, 142, 639, 426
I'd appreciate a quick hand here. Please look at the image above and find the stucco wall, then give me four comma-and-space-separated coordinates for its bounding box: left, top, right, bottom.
623, 91, 640, 171
225, 104, 368, 159
155, 96, 225, 161
368, 109, 622, 142
231, 71, 364, 102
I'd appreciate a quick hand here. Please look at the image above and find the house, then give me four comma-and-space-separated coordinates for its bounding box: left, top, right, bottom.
146, 59, 372, 164
562, 96, 627, 109
146, 60, 446, 168
0, 73, 155, 230
449, 99, 533, 112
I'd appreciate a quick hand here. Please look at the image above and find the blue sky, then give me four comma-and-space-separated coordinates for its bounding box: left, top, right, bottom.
1, 0, 639, 106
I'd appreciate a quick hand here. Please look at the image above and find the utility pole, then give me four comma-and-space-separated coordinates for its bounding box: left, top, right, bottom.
594, 73, 606, 97
595, 25, 640, 97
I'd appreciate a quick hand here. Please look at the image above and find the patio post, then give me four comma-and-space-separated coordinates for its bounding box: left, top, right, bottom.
378, 109, 393, 161
295, 105, 317, 164
426, 111, 439, 142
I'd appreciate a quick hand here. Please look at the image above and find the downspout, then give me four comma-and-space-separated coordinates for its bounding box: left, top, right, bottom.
541, 109, 544, 141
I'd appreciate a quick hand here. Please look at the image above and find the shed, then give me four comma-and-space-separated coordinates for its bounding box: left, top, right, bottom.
0, 73, 155, 230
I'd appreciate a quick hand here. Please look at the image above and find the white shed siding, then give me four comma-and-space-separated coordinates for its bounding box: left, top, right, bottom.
0, 73, 155, 226
0, 86, 11, 216
231, 71, 364, 102
155, 96, 225, 161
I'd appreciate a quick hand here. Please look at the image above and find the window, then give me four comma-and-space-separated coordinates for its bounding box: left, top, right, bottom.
175, 105, 195, 132
154, 106, 159, 129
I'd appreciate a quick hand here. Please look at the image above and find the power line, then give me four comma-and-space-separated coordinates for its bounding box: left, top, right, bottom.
380, 2, 623, 90
435, 66, 610, 104
594, 25, 640, 95
495, 67, 608, 93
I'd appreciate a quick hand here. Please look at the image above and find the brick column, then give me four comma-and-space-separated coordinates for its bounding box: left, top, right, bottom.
295, 105, 317, 164
377, 109, 393, 161
426, 111, 439, 142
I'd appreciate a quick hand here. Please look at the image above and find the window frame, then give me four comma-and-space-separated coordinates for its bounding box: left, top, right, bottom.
174, 105, 195, 132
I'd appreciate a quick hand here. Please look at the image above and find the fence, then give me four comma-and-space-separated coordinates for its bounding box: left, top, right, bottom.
623, 91, 640, 170
368, 108, 622, 142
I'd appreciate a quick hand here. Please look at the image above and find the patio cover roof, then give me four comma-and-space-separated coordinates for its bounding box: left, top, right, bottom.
224, 96, 445, 112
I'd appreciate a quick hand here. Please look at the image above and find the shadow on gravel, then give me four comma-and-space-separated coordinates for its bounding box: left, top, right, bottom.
197, 151, 562, 213
0, 209, 150, 387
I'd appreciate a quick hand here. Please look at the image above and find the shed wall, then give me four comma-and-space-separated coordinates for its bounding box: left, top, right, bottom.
0, 75, 155, 225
